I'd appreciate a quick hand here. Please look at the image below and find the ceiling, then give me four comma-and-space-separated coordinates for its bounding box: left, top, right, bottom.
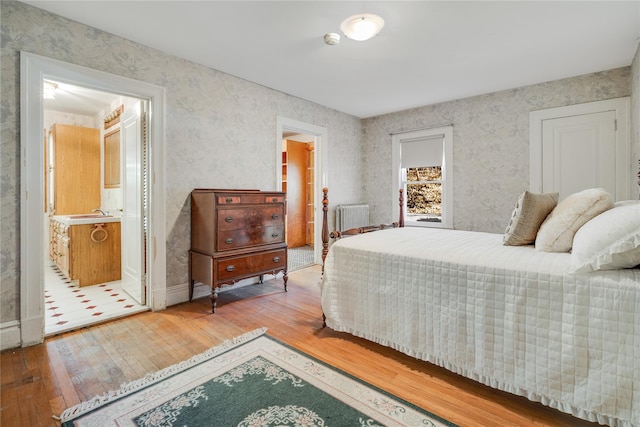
43, 80, 121, 116
25, 1, 640, 118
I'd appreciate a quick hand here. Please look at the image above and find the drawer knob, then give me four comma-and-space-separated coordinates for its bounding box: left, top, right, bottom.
225, 216, 233, 223
273, 257, 280, 262
226, 197, 233, 203
272, 214, 279, 219
226, 265, 235, 272
225, 238, 233, 244
272, 232, 279, 238
272, 197, 278, 202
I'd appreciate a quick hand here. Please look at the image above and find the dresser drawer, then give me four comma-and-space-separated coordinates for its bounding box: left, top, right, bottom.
217, 225, 284, 251
216, 193, 284, 205
217, 195, 241, 204
217, 206, 284, 231
216, 249, 287, 281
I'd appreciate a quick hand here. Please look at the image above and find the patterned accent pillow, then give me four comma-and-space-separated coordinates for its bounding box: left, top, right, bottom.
503, 191, 558, 246
535, 188, 613, 253
569, 202, 640, 272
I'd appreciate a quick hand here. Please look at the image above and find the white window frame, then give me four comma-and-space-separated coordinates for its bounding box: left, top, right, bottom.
392, 126, 453, 228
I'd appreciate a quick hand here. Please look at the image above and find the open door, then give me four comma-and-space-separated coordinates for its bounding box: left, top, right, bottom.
120, 100, 147, 304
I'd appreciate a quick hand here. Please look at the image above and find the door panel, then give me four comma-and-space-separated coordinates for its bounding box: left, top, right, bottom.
286, 140, 308, 248
121, 101, 145, 304
541, 111, 616, 200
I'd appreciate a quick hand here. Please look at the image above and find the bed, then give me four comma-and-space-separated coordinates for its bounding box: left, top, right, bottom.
320, 188, 640, 427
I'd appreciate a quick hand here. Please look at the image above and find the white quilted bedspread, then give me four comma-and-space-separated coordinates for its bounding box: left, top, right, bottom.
321, 227, 640, 427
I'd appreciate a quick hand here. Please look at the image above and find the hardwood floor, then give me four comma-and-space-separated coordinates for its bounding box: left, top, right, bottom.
1, 265, 597, 426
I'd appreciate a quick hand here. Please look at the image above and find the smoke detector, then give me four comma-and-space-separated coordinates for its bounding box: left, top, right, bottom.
324, 33, 340, 46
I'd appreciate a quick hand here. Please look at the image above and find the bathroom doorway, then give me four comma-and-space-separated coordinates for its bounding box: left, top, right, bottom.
42, 82, 148, 336
20, 52, 167, 346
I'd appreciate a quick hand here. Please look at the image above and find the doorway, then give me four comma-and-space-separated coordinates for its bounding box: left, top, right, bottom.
276, 117, 328, 270
42, 82, 147, 336
20, 52, 167, 347
282, 135, 315, 271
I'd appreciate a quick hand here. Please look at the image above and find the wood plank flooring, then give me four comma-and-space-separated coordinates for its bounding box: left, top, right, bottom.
1, 265, 597, 426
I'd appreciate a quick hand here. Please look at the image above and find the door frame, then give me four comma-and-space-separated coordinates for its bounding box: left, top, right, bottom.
276, 117, 328, 265
530, 97, 631, 200
20, 51, 167, 346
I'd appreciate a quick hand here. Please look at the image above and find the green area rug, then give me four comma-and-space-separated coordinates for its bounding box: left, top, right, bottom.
60, 328, 455, 426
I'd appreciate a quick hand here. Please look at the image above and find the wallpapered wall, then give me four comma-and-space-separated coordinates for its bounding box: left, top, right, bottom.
1, 2, 638, 328
633, 44, 640, 197
0, 1, 363, 324
362, 67, 633, 232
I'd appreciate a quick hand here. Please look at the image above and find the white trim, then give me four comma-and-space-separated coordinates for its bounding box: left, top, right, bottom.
0, 321, 21, 351
276, 117, 328, 265
392, 126, 453, 228
530, 97, 631, 199
20, 52, 167, 346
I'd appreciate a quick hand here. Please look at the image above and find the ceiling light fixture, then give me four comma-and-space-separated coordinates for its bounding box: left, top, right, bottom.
340, 13, 384, 41
43, 80, 58, 99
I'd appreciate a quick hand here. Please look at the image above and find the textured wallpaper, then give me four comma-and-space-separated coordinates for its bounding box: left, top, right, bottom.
632, 44, 640, 199
1, 1, 637, 328
0, 1, 362, 324
362, 67, 633, 233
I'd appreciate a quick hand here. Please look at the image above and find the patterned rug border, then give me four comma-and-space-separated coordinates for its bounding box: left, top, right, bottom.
267, 335, 457, 427
58, 327, 268, 423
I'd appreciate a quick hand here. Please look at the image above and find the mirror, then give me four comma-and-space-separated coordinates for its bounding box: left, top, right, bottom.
104, 127, 120, 188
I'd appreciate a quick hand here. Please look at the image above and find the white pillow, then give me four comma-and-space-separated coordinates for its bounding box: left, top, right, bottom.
569, 203, 640, 272
503, 191, 558, 246
535, 188, 613, 253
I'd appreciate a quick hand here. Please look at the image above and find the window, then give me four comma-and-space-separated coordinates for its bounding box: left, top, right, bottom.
392, 126, 453, 228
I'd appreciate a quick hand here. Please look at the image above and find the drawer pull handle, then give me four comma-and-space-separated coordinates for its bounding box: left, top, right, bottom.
226, 265, 235, 272
272, 197, 279, 202
226, 197, 233, 203
225, 216, 233, 223
225, 238, 233, 244
272, 214, 279, 219
272, 233, 279, 238
273, 257, 280, 263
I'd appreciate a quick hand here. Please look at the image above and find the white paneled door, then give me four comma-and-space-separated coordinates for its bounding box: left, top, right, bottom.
530, 97, 631, 202
121, 101, 146, 304
541, 110, 616, 200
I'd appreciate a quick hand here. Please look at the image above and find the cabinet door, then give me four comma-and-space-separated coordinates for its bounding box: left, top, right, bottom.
52, 124, 101, 214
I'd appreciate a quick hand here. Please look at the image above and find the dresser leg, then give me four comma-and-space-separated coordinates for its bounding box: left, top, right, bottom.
283, 271, 288, 292
210, 288, 218, 313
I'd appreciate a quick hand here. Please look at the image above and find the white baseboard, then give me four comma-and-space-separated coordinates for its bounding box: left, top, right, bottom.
1, 321, 21, 351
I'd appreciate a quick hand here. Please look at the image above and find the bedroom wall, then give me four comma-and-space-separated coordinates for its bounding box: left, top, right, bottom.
0, 1, 363, 325
362, 67, 632, 233
632, 43, 640, 199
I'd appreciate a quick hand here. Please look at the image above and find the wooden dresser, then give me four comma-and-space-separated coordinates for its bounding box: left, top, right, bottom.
189, 189, 288, 312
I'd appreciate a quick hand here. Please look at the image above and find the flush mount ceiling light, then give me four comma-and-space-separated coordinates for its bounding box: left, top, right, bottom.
340, 13, 384, 41
43, 80, 58, 99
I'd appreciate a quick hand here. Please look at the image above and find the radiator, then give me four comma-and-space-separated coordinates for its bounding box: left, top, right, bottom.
335, 203, 369, 231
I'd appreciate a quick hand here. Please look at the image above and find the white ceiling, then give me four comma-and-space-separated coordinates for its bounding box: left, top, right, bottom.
25, 1, 640, 118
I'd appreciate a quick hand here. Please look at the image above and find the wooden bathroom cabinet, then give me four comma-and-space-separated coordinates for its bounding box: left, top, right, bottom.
50, 218, 122, 287
47, 124, 100, 215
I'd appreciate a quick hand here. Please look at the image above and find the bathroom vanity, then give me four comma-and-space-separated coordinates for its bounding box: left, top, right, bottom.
50, 215, 121, 287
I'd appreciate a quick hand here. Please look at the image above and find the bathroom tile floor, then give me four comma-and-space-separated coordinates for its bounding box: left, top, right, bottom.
44, 264, 148, 336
